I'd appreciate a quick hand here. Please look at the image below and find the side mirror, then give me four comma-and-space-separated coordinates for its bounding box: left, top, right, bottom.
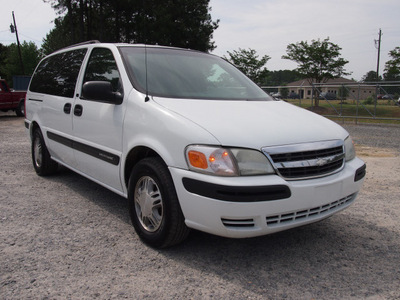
81, 81, 123, 105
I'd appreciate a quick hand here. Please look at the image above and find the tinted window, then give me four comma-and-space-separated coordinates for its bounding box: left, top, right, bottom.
1, 81, 9, 92
30, 49, 87, 98
119, 47, 270, 101
83, 48, 121, 93
0, 81, 10, 92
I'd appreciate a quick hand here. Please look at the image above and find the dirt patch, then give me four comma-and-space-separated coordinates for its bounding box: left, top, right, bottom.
355, 144, 397, 158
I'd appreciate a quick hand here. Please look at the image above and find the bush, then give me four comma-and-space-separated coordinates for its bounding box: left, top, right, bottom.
363, 96, 374, 105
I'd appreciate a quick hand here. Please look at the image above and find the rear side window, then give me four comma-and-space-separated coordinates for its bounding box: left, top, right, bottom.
30, 49, 87, 98
1, 81, 9, 92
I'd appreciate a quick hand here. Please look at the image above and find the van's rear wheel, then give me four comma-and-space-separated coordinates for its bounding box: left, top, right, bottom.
128, 157, 189, 248
15, 100, 24, 117
32, 128, 58, 176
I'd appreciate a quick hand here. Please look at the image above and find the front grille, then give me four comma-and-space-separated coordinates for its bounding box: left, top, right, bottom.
271, 146, 343, 163
266, 193, 356, 227
263, 140, 345, 180
277, 158, 343, 179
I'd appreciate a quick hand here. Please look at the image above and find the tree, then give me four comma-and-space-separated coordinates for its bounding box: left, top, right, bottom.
225, 48, 270, 85
280, 87, 289, 99
42, 0, 219, 54
362, 70, 382, 82
282, 37, 350, 106
383, 47, 400, 81
1, 41, 42, 86
264, 70, 301, 86
337, 85, 349, 102
41, 18, 71, 55
0, 43, 9, 79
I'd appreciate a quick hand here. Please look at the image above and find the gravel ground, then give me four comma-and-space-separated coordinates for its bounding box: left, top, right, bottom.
1, 112, 400, 299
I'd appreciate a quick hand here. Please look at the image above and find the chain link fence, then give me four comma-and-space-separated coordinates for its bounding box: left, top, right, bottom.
262, 81, 400, 124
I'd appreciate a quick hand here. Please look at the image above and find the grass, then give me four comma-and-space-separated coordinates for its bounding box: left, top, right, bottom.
285, 99, 400, 125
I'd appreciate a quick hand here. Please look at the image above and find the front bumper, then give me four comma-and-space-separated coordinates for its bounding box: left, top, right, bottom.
170, 157, 366, 238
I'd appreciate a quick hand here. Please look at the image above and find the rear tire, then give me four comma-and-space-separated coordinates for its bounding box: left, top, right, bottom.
31, 128, 58, 176
128, 157, 190, 248
15, 100, 24, 117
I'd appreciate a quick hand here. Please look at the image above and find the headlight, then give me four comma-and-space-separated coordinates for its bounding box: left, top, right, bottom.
344, 136, 356, 161
185, 145, 275, 176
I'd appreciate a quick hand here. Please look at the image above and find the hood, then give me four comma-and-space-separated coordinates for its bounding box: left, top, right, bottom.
153, 97, 349, 150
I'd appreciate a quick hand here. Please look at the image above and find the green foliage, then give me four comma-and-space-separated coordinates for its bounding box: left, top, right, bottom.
264, 70, 301, 86
381, 47, 400, 95
362, 70, 382, 82
337, 85, 349, 100
363, 96, 374, 105
42, 0, 219, 54
282, 37, 350, 84
383, 46, 400, 81
41, 18, 70, 55
280, 87, 289, 98
0, 41, 42, 86
0, 43, 9, 79
225, 48, 270, 85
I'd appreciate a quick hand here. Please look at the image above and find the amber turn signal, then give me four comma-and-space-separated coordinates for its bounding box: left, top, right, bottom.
188, 150, 208, 169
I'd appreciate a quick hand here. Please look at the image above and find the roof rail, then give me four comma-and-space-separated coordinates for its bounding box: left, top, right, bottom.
62, 40, 101, 49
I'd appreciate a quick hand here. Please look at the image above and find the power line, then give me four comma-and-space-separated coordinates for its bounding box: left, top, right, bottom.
19, 32, 42, 43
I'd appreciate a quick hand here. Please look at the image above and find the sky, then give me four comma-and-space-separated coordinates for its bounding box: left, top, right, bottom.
1, 0, 399, 81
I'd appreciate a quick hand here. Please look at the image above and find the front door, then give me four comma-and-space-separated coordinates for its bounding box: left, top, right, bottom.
72, 47, 126, 193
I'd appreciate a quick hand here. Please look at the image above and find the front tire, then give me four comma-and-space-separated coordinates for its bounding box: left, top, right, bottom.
31, 128, 58, 176
128, 157, 189, 248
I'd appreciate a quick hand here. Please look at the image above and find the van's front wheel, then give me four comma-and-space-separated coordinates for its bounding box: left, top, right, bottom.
128, 158, 189, 248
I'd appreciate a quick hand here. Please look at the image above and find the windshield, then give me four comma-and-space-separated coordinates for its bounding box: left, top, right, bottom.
119, 47, 271, 101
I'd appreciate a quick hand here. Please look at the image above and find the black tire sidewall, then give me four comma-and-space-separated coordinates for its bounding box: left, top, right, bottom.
32, 130, 44, 174
128, 157, 185, 248
16, 100, 24, 117
31, 129, 57, 176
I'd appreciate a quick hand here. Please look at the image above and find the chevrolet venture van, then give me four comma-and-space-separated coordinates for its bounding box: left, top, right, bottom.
25, 41, 366, 248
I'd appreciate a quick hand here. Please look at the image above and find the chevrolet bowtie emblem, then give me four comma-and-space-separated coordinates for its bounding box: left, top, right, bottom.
316, 158, 329, 166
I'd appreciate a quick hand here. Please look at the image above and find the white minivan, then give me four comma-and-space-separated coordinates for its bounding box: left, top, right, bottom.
25, 41, 366, 248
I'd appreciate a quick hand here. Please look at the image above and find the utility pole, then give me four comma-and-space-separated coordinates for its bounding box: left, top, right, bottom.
375, 28, 382, 81
10, 11, 25, 75
374, 29, 382, 116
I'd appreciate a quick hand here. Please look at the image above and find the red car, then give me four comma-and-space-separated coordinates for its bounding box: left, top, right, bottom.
0, 79, 26, 116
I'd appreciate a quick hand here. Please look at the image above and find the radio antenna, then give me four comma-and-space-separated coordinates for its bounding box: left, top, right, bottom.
144, 44, 149, 102
143, 0, 150, 102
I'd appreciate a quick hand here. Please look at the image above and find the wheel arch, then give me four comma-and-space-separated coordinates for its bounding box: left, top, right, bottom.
29, 121, 41, 139
123, 146, 164, 189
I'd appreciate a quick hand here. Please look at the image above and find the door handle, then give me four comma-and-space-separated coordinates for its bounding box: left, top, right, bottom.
74, 104, 83, 116
63, 103, 72, 114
